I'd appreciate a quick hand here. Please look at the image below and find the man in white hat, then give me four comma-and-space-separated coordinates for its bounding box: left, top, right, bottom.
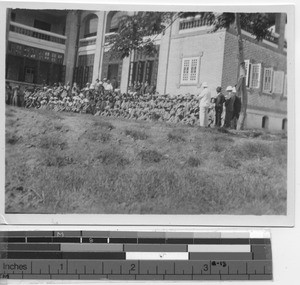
198, 82, 211, 127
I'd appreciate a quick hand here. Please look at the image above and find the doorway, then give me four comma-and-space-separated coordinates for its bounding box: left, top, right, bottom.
24, 67, 35, 83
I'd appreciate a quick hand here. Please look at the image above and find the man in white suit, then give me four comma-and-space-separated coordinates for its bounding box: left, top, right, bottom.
198, 82, 211, 127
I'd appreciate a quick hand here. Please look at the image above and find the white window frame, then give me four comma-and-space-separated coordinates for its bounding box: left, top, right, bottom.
180, 57, 200, 85
244, 59, 251, 87
249, 63, 261, 89
262, 67, 273, 93
272, 70, 285, 94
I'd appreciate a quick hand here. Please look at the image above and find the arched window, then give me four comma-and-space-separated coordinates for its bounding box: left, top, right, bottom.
282, 118, 287, 131
106, 11, 129, 33
262, 116, 269, 129
84, 14, 98, 38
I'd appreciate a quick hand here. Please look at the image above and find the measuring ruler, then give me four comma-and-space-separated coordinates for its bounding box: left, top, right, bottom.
0, 230, 272, 281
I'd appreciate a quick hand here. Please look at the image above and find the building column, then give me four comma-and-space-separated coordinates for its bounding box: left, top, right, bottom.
120, 56, 130, 93
277, 13, 286, 52
92, 11, 106, 83
63, 11, 79, 85
156, 15, 178, 94
6, 9, 11, 53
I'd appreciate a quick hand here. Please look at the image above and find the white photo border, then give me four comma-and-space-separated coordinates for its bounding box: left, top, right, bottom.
0, 0, 295, 227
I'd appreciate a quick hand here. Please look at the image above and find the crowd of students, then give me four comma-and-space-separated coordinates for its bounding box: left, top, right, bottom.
6, 79, 241, 129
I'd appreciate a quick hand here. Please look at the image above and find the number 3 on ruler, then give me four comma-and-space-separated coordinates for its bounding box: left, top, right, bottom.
202, 264, 209, 271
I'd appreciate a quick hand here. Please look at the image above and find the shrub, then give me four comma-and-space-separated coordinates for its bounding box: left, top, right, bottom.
217, 127, 229, 134
96, 149, 129, 166
186, 157, 201, 167
39, 134, 67, 150
281, 132, 287, 139
125, 129, 148, 140
85, 130, 111, 143
6, 133, 20, 145
43, 151, 74, 167
93, 120, 114, 130
222, 151, 241, 168
213, 135, 234, 143
234, 141, 272, 160
139, 149, 163, 163
210, 141, 226, 153
167, 131, 186, 143
53, 122, 63, 130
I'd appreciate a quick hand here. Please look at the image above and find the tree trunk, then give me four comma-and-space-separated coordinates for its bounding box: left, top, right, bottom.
235, 13, 248, 130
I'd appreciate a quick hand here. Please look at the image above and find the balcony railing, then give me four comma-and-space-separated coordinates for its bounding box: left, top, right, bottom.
179, 17, 213, 30
10, 22, 66, 45
79, 36, 97, 47
79, 32, 119, 48
241, 25, 287, 48
179, 17, 287, 49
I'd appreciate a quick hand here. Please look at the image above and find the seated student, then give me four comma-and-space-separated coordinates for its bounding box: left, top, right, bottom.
104, 80, 113, 91
71, 82, 79, 97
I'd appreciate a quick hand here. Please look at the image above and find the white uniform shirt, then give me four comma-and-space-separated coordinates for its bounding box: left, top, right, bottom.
198, 87, 211, 108
105, 83, 113, 91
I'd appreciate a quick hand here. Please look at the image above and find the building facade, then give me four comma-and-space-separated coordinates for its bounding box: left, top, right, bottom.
5, 9, 287, 131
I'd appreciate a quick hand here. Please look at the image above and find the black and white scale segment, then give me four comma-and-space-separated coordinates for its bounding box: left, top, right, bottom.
0, 230, 272, 280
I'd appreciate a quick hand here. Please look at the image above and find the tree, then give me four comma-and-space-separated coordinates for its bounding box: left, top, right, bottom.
106, 12, 173, 58
108, 11, 274, 130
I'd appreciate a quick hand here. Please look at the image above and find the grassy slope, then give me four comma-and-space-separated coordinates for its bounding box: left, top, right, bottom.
5, 106, 287, 214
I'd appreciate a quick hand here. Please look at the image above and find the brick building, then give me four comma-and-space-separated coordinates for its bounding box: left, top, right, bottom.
5, 9, 287, 130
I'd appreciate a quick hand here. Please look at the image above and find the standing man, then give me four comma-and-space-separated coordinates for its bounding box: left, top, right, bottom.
215, 86, 225, 127
95, 79, 101, 91
198, 82, 211, 127
12, 85, 20, 107
111, 77, 118, 91
102, 78, 108, 90
224, 85, 235, 128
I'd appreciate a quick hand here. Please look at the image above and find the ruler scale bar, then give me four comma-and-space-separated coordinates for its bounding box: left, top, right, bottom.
0, 231, 272, 281
188, 245, 251, 252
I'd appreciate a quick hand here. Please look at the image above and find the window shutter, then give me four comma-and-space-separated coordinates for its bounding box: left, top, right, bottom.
272, 71, 284, 94
244, 59, 250, 87
250, 63, 261, 88
262, 67, 273, 93
181, 59, 190, 83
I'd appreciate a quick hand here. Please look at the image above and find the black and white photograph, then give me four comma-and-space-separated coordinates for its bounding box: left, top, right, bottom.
2, 2, 293, 221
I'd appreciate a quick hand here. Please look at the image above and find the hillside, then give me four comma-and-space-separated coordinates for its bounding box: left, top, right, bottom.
5, 106, 287, 214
